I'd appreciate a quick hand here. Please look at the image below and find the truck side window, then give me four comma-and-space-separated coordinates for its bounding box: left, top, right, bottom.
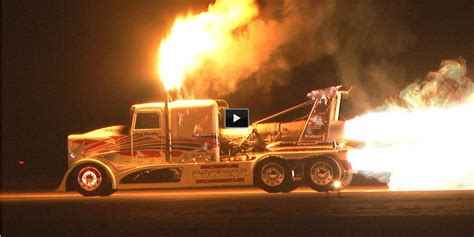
135, 112, 160, 129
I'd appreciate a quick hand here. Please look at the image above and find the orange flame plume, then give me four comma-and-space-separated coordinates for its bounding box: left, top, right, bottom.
157, 0, 259, 91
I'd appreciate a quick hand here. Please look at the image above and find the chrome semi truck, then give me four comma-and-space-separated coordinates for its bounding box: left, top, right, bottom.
58, 86, 353, 196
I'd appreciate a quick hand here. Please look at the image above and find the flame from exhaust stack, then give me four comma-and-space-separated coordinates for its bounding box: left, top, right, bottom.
157, 0, 414, 101
157, 0, 258, 91
344, 59, 474, 190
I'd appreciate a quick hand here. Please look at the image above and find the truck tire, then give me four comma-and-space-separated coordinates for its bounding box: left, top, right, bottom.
341, 172, 353, 188
280, 181, 299, 193
304, 157, 342, 192
71, 164, 114, 196
255, 158, 294, 193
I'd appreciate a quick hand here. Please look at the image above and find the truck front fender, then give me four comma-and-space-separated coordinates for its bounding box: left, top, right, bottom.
56, 159, 118, 192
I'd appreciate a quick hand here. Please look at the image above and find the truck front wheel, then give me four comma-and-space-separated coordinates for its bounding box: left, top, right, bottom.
255, 158, 294, 193
304, 157, 342, 192
71, 164, 113, 196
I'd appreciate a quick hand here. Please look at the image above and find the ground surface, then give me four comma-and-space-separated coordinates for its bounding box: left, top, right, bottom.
2, 186, 473, 236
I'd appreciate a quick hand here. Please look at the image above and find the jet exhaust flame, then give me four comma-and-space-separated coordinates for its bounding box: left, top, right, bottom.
345, 59, 474, 190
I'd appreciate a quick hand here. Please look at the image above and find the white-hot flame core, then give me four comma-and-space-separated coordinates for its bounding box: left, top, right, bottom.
345, 96, 474, 190
158, 0, 258, 91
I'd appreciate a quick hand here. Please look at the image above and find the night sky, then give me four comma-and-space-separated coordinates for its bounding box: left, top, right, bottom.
2, 0, 472, 185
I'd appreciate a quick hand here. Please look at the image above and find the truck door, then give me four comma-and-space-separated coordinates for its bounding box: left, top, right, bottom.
170, 101, 220, 163
131, 110, 166, 164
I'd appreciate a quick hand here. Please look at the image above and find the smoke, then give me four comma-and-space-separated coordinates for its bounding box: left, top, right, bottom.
398, 58, 473, 108
183, 0, 414, 109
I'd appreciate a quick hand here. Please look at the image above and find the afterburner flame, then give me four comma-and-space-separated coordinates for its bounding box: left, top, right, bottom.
344, 59, 474, 190
158, 0, 258, 91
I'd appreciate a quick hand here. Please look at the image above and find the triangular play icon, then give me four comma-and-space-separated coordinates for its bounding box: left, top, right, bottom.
233, 114, 240, 123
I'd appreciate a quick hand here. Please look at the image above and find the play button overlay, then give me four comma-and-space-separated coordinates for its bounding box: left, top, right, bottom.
233, 114, 240, 123
225, 108, 249, 128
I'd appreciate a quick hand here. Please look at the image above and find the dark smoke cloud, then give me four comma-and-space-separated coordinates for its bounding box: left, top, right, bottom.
184, 0, 415, 112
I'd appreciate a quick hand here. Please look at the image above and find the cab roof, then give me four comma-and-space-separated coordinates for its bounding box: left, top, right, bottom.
131, 99, 217, 110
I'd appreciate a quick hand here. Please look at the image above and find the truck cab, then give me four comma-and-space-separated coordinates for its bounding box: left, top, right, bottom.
130, 100, 220, 163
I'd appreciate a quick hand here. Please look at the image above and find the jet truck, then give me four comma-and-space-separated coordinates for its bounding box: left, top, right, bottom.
59, 86, 354, 196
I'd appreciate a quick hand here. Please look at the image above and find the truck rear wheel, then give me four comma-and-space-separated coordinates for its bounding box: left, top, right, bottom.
71, 164, 113, 196
304, 157, 342, 192
280, 181, 298, 193
255, 158, 294, 193
341, 172, 353, 188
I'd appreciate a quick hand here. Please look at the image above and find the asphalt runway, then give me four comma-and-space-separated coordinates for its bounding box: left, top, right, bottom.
2, 186, 473, 236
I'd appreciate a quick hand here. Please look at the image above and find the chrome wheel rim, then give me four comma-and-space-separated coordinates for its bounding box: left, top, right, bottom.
261, 162, 285, 187
77, 166, 102, 191
310, 162, 334, 185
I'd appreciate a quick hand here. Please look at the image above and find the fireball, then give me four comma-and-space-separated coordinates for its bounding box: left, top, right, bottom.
157, 0, 259, 91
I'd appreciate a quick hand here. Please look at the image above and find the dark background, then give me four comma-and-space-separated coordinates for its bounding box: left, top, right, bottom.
2, 0, 472, 189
